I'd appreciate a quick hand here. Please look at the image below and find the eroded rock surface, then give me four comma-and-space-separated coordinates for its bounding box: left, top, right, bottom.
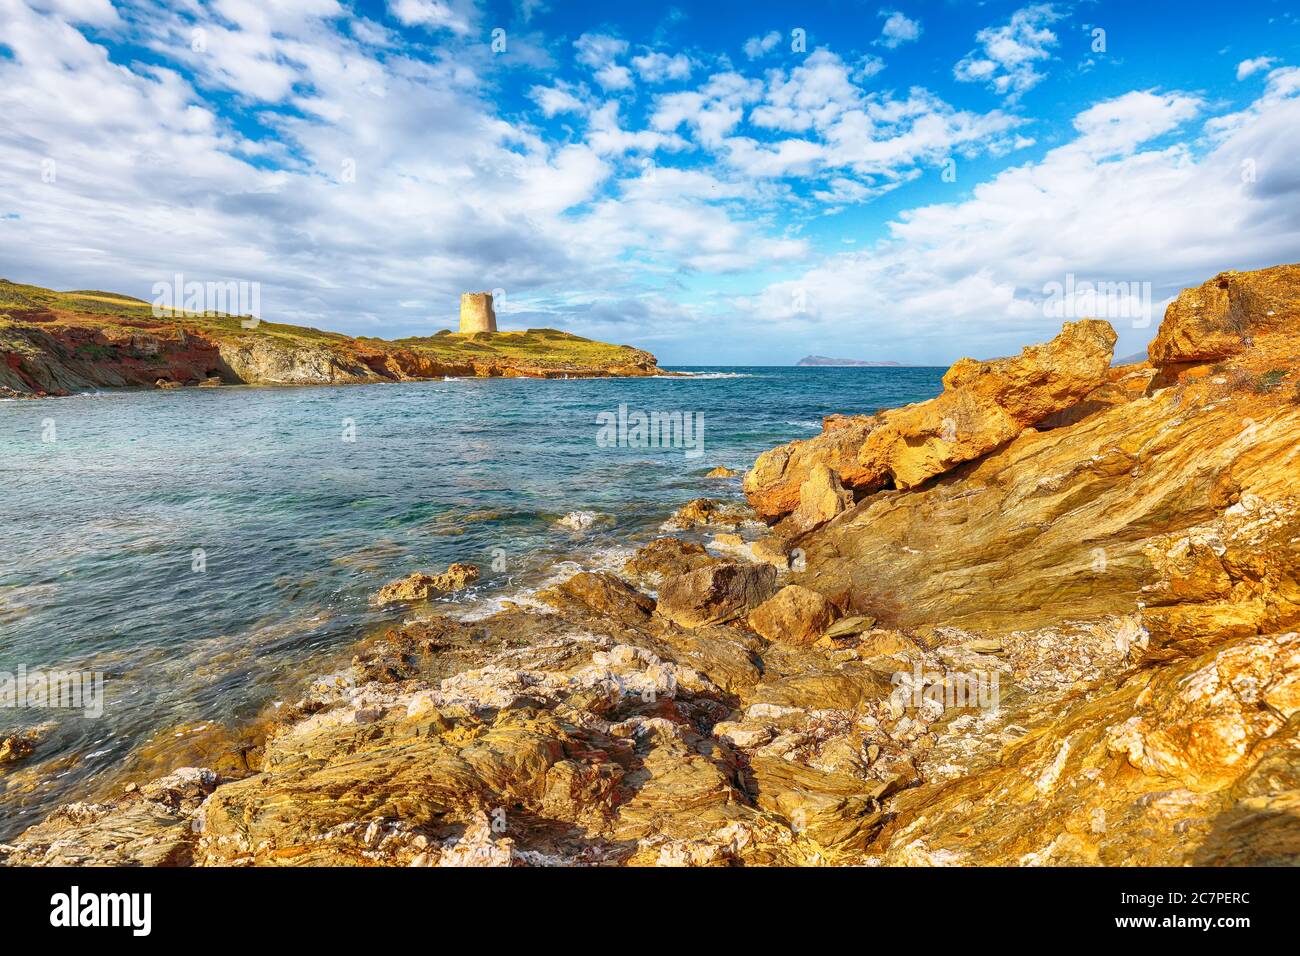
6, 264, 1299, 868
744, 320, 1117, 521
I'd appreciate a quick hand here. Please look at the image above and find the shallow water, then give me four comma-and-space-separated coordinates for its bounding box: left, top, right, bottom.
0, 366, 942, 837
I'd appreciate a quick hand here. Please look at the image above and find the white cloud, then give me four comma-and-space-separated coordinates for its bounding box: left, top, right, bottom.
574, 32, 634, 90
387, 0, 476, 35
1070, 90, 1202, 157
593, 62, 633, 91
630, 50, 692, 83
586, 101, 690, 156
651, 71, 763, 147
743, 30, 781, 60
954, 3, 1062, 100
711, 52, 1023, 186
1236, 56, 1278, 80
743, 78, 1300, 362
574, 32, 627, 68
27, 0, 120, 26
529, 80, 588, 117
876, 10, 921, 49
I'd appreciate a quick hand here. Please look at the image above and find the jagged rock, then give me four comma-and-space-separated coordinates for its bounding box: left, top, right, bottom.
747, 585, 839, 646
786, 463, 853, 535
372, 564, 480, 604
879, 630, 1300, 865
0, 768, 217, 866
656, 562, 778, 629
822, 616, 877, 641
538, 571, 655, 626
661, 498, 757, 531
622, 537, 722, 587
744, 320, 1117, 521
1148, 264, 1300, 365
1138, 497, 1300, 663
706, 466, 738, 478
749, 536, 793, 570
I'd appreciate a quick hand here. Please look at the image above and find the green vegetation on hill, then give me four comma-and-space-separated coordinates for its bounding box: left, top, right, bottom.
0, 279, 653, 370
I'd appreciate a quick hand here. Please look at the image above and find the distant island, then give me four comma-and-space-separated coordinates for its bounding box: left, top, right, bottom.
796, 355, 903, 367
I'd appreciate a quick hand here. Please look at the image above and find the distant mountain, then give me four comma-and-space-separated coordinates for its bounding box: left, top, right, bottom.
1111, 351, 1148, 367
796, 355, 903, 367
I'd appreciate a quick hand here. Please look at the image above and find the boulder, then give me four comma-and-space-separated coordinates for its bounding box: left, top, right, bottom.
656, 562, 778, 628
705, 466, 738, 478
622, 537, 722, 587
747, 585, 839, 646
661, 497, 756, 531
1148, 264, 1300, 365
787, 462, 854, 534
749, 536, 793, 570
373, 563, 480, 604
745, 320, 1117, 520
538, 571, 654, 626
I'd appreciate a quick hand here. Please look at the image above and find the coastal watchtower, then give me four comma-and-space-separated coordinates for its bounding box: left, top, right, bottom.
459, 292, 497, 333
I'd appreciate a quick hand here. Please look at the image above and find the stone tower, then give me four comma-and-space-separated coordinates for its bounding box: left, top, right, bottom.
459, 292, 497, 333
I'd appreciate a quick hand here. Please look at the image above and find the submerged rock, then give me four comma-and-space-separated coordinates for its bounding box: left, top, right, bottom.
373, 564, 481, 604
661, 498, 758, 531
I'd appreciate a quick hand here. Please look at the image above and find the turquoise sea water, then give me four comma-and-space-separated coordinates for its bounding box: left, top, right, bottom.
0, 367, 942, 838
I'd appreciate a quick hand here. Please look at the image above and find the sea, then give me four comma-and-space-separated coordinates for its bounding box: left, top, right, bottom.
0, 366, 943, 839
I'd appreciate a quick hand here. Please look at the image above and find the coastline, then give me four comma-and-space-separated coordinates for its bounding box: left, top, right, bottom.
3, 264, 1299, 866
0, 280, 665, 397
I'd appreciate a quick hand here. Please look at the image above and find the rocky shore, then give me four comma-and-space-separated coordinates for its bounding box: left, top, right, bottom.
3, 265, 1298, 866
0, 281, 661, 397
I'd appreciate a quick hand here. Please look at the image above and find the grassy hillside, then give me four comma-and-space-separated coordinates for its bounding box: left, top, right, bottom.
0, 279, 655, 372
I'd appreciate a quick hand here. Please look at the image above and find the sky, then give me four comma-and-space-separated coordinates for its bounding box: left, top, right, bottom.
1, 0, 1299, 365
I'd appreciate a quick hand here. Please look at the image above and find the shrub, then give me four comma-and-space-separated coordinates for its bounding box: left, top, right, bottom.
1254, 369, 1287, 394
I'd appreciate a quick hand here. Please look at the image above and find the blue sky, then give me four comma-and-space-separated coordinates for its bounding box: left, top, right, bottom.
2, 0, 1299, 364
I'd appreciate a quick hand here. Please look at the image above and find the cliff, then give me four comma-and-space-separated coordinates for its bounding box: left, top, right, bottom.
3, 265, 1297, 867
0, 281, 660, 397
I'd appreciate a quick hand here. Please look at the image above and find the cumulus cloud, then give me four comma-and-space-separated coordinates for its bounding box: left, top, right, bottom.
388, 0, 476, 35
742, 75, 1300, 363
696, 51, 1024, 187
876, 10, 921, 49
1236, 56, 1278, 80
574, 32, 634, 90
743, 30, 781, 59
529, 80, 589, 117
954, 4, 1062, 100
0, 0, 815, 347
5, 0, 1299, 366
630, 50, 692, 83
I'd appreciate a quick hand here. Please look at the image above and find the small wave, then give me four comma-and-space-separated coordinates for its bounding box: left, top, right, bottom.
784, 419, 822, 429
453, 543, 637, 622
555, 510, 614, 531
673, 371, 754, 379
